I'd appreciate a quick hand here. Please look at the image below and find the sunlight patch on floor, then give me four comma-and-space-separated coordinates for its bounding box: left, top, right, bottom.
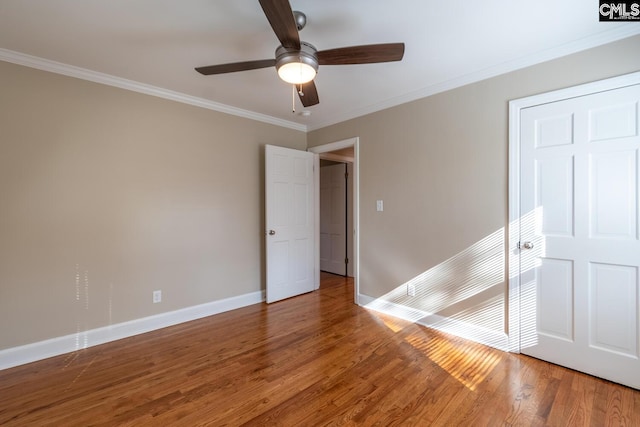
375, 312, 414, 333
405, 332, 503, 391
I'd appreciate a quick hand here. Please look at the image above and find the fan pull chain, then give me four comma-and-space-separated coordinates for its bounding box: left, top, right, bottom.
292, 84, 295, 113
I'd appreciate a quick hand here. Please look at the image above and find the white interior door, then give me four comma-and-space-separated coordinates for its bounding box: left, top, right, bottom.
320, 163, 347, 275
519, 84, 640, 389
265, 145, 315, 303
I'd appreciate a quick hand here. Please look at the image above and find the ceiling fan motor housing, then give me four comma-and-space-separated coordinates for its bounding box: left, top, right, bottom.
275, 41, 319, 77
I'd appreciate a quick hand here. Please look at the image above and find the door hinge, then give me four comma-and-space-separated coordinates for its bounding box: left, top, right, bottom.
517, 241, 522, 249
345, 258, 349, 264
345, 171, 349, 179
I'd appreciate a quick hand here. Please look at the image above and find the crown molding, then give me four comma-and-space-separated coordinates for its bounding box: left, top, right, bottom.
0, 48, 307, 133
308, 27, 640, 131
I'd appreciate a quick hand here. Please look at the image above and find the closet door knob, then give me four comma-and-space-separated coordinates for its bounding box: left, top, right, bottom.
521, 241, 534, 250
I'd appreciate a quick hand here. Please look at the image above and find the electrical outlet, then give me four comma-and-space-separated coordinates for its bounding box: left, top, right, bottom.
153, 290, 162, 303
407, 284, 416, 297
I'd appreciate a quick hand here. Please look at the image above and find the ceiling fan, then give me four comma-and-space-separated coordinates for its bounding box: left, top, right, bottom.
195, 0, 405, 108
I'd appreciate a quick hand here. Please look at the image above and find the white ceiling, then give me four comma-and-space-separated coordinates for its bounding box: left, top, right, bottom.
1, 1, 638, 131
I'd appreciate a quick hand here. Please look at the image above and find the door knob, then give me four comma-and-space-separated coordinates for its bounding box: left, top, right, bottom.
268, 230, 276, 235
520, 241, 534, 249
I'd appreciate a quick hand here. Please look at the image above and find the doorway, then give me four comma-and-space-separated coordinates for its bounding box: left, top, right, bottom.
320, 161, 354, 277
309, 137, 359, 303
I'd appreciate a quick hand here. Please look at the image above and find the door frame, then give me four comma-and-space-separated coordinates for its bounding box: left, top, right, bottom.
507, 70, 640, 352
308, 137, 360, 303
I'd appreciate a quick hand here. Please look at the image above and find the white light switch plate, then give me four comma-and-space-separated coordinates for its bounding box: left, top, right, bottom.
376, 200, 383, 211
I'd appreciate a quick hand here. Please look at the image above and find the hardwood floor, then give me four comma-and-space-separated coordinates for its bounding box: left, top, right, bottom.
1, 272, 639, 426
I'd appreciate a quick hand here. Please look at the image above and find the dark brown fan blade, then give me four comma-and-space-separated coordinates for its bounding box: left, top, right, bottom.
297, 80, 319, 107
258, 0, 300, 49
317, 43, 405, 65
195, 59, 276, 75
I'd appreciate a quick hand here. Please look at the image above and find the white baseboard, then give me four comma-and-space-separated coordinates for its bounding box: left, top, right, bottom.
358, 293, 508, 351
2, 291, 508, 371
0, 290, 265, 371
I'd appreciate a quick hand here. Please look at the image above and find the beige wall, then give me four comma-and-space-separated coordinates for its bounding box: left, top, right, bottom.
2, 35, 639, 353
308, 35, 640, 340
0, 61, 305, 350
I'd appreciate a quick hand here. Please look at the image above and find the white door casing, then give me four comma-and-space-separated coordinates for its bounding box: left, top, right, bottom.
347, 162, 355, 277
265, 145, 315, 303
320, 163, 347, 275
510, 73, 640, 390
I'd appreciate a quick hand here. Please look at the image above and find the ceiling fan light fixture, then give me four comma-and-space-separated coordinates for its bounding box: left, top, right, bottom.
275, 42, 318, 85
277, 61, 316, 84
